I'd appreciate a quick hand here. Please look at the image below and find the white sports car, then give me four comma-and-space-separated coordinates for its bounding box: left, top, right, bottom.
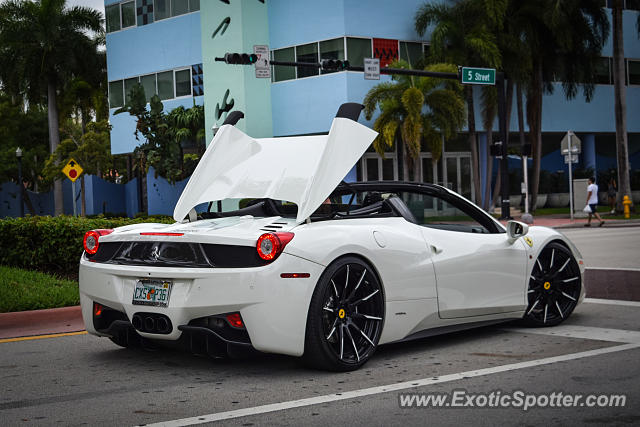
79, 104, 585, 371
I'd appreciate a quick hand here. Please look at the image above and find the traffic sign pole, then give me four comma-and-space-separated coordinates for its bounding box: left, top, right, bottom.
568, 132, 574, 221
71, 180, 77, 217
496, 72, 511, 220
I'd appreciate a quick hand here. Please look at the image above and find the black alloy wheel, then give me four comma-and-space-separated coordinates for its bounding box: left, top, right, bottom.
304, 257, 385, 371
523, 242, 581, 326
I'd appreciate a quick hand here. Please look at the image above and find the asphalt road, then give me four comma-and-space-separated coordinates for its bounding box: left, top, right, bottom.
1, 299, 639, 426
559, 226, 640, 269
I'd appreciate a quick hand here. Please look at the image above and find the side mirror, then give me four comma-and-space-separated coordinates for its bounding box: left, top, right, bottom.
506, 220, 529, 243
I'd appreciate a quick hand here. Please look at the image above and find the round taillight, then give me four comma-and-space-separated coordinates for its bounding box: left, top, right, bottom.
83, 231, 100, 255
83, 229, 114, 255
257, 233, 280, 261
256, 232, 294, 261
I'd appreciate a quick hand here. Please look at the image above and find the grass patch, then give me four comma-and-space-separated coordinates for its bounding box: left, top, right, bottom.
0, 265, 79, 313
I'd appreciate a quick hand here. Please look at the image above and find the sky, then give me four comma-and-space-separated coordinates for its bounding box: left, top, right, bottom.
0, 1, 105, 15
67, 0, 104, 15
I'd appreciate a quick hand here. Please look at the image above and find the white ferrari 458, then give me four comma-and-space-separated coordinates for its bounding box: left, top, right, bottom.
79, 104, 585, 371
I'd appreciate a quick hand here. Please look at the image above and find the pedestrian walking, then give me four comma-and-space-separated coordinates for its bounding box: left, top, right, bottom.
585, 177, 604, 227
607, 175, 617, 214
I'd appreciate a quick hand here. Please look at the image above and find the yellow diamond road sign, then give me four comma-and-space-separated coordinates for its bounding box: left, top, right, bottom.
62, 158, 83, 182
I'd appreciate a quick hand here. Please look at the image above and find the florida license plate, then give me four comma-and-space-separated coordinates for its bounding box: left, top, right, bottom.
133, 279, 172, 307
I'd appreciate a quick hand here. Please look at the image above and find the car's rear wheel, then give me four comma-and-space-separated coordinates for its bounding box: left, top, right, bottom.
523, 242, 581, 327
304, 257, 384, 371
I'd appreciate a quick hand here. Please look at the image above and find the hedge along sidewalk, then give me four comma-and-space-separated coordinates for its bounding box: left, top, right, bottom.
0, 265, 79, 313
0, 215, 173, 278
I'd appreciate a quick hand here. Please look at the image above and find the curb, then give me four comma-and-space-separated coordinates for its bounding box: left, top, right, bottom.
553, 220, 640, 229
0, 305, 84, 340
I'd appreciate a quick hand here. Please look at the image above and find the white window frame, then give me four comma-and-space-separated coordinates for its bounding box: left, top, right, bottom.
120, 1, 136, 29
108, 79, 124, 109
626, 58, 640, 86
174, 67, 193, 98
361, 153, 398, 181
154, 0, 200, 23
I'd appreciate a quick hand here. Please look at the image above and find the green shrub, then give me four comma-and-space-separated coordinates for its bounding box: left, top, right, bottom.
0, 215, 174, 276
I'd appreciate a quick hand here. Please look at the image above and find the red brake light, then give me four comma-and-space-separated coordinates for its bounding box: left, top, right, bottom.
93, 302, 103, 317
256, 232, 294, 261
226, 312, 244, 329
83, 229, 113, 255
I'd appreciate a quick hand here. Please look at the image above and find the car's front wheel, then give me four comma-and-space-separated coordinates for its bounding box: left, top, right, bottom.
304, 257, 385, 371
523, 242, 581, 326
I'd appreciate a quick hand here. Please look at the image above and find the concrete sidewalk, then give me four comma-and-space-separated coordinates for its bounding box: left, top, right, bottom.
502, 215, 640, 229
0, 306, 84, 339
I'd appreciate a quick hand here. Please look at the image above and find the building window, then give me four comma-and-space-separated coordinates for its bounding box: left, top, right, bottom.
273, 47, 296, 82
319, 38, 345, 74
124, 77, 139, 104
626, 0, 640, 10
157, 71, 174, 100
172, 0, 189, 16
109, 65, 200, 109
106, 4, 121, 33
399, 41, 423, 67
155, 0, 170, 20
175, 68, 192, 97
121, 1, 136, 28
140, 74, 157, 102
296, 43, 319, 78
346, 37, 372, 68
109, 80, 124, 108
106, 2, 136, 33
594, 57, 612, 85
156, 0, 199, 21
628, 59, 640, 85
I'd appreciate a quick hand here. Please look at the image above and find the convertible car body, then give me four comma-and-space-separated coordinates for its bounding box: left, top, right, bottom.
79, 104, 585, 371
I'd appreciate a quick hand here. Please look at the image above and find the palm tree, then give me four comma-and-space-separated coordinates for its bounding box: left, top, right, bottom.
0, 0, 103, 215
415, 0, 503, 205
611, 0, 633, 210
363, 61, 466, 182
510, 0, 608, 211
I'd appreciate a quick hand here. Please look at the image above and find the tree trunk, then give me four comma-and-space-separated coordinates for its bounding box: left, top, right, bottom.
402, 138, 410, 181
612, 1, 633, 210
528, 61, 544, 213
80, 175, 86, 217
517, 82, 528, 211
48, 80, 64, 215
466, 86, 481, 204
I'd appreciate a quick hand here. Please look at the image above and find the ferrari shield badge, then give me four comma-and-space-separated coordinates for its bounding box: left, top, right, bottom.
523, 236, 533, 247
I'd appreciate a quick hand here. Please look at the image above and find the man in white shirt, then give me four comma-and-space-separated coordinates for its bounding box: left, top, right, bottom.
585, 177, 604, 227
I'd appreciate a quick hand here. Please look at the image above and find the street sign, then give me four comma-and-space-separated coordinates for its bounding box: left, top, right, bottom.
564, 154, 579, 164
364, 58, 380, 80
560, 131, 581, 154
253, 45, 270, 79
461, 67, 496, 85
62, 158, 83, 182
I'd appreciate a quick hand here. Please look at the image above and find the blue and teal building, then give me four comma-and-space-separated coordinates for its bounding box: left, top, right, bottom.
105, 0, 640, 209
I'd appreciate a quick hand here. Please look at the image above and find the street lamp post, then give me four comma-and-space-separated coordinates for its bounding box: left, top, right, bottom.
16, 147, 24, 217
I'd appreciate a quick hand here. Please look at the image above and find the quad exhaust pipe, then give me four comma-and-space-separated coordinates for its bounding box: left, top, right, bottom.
132, 313, 172, 334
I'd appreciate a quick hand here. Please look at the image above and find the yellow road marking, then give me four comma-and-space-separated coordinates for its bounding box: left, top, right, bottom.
0, 330, 87, 343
